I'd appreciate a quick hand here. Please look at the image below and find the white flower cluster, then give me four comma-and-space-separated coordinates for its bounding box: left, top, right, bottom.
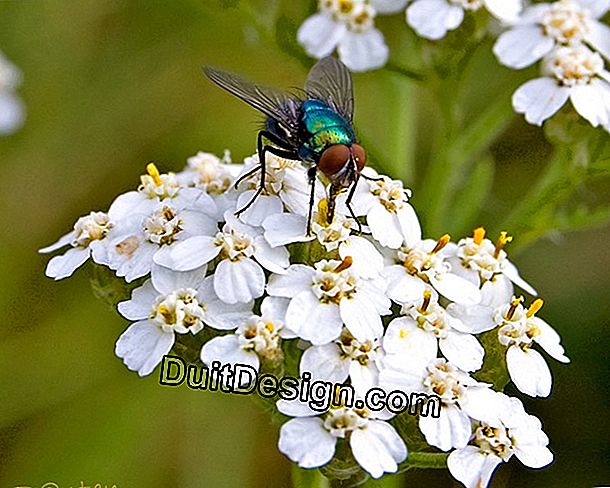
495, 0, 610, 131
297, 0, 610, 131
298, 0, 521, 71
0, 50, 25, 135
40, 150, 569, 487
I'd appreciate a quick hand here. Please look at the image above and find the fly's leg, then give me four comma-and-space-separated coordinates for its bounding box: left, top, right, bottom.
306, 167, 317, 237
233, 165, 262, 190
235, 130, 298, 217
360, 173, 384, 182
345, 177, 362, 234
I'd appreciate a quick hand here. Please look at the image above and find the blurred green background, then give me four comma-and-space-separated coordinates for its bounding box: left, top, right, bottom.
0, 1, 608, 487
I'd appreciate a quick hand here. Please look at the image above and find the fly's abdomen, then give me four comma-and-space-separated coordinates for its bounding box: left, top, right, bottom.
299, 99, 354, 161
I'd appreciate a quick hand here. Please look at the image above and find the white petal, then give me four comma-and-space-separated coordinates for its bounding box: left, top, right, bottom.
383, 317, 437, 361
236, 192, 283, 227
383, 265, 427, 303
440, 330, 485, 372
493, 26, 554, 69
447, 446, 502, 488
179, 189, 218, 217
406, 0, 464, 40
368, 204, 403, 248
570, 80, 610, 128
277, 398, 320, 417
253, 236, 289, 273
586, 20, 610, 60
430, 272, 481, 305
378, 357, 427, 393
578, 0, 610, 19
261, 296, 290, 322
45, 247, 89, 280
340, 295, 384, 341
214, 258, 265, 304
115, 320, 175, 377
514, 444, 553, 468
39, 231, 74, 253
337, 29, 389, 72
117, 280, 157, 320
150, 263, 207, 294
90, 240, 109, 265
531, 317, 570, 363
297, 13, 346, 58
419, 405, 471, 451
179, 209, 218, 238
203, 276, 253, 329
484, 0, 522, 21
507, 346, 552, 397
287, 291, 343, 345
459, 387, 506, 428
267, 264, 315, 297
263, 213, 312, 247
107, 191, 146, 221
113, 240, 156, 283
161, 235, 220, 271
350, 421, 407, 478
396, 203, 422, 247
300, 343, 350, 384
0, 93, 25, 134
278, 418, 337, 468
513, 77, 570, 126
349, 361, 379, 395
340, 236, 383, 279
502, 260, 536, 295
200, 334, 259, 370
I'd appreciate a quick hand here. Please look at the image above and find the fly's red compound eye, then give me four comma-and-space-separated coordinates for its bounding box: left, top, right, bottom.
351, 144, 367, 172
318, 144, 350, 177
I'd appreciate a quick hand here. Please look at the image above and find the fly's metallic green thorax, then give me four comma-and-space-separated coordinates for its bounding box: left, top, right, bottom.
298, 99, 355, 162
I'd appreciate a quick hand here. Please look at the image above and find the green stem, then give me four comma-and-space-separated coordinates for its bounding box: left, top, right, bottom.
292, 466, 331, 488
398, 452, 448, 471
384, 62, 426, 82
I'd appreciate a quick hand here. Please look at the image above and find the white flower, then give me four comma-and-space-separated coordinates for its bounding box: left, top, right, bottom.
383, 289, 485, 372
494, 0, 610, 69
512, 44, 610, 130
39, 211, 114, 280
0, 50, 25, 135
159, 212, 289, 303
263, 199, 384, 278
383, 233, 482, 305
115, 265, 252, 376
406, 0, 522, 41
448, 392, 553, 488
105, 201, 218, 283
300, 328, 384, 394
109, 163, 217, 219
200, 296, 294, 371
267, 257, 391, 345
277, 400, 407, 478
445, 227, 537, 300
494, 297, 570, 397
297, 0, 390, 72
235, 152, 314, 226
379, 358, 498, 451
178, 150, 243, 219
343, 168, 420, 249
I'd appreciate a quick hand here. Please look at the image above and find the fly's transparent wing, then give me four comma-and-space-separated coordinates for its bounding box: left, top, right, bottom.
304, 56, 354, 121
203, 66, 300, 133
